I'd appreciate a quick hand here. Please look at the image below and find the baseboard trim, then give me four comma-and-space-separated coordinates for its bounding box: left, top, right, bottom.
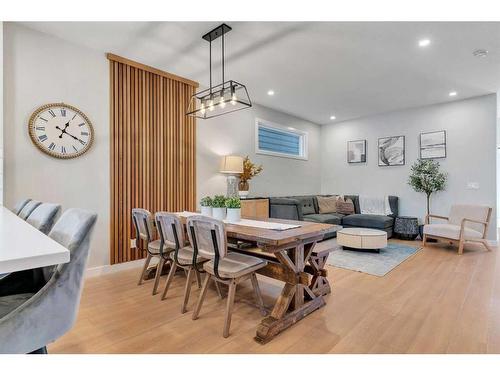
85, 258, 150, 278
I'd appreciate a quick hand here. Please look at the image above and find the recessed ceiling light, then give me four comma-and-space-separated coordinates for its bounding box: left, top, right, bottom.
449, 91, 457, 97
267, 90, 275, 96
330, 115, 336, 120
418, 39, 431, 47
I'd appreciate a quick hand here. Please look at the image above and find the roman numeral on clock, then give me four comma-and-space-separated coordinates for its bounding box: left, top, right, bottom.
48, 110, 56, 118
72, 145, 78, 152
36, 126, 45, 131
78, 123, 86, 127
81, 131, 89, 136
61, 146, 67, 155
38, 134, 48, 142
61, 108, 67, 117
78, 139, 87, 145
48, 142, 56, 150
39, 117, 48, 122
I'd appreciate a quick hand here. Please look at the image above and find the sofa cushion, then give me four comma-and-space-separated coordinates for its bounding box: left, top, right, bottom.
303, 213, 344, 225
317, 195, 338, 214
341, 214, 394, 229
424, 223, 482, 240
294, 196, 316, 215
336, 197, 355, 215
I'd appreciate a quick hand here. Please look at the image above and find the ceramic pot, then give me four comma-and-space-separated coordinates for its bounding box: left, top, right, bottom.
238, 181, 249, 198
226, 208, 241, 223
200, 206, 212, 217
212, 207, 227, 221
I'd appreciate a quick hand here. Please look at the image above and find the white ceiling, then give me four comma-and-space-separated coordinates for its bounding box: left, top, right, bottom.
19, 21, 500, 124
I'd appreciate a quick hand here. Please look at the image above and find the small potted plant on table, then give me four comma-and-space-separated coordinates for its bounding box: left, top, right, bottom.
225, 197, 241, 222
200, 196, 213, 217
212, 195, 227, 220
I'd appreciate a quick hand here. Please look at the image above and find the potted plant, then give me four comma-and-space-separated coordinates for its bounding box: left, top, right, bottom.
238, 156, 263, 198
225, 197, 242, 222
408, 159, 447, 239
200, 196, 213, 217
212, 195, 227, 220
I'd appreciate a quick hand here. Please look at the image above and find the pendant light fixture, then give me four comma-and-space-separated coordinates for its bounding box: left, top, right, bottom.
186, 23, 252, 119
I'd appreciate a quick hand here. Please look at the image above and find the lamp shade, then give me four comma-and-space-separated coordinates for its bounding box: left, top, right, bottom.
219, 155, 243, 174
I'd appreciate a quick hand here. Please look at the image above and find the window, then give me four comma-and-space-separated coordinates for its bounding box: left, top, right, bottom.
255, 119, 308, 160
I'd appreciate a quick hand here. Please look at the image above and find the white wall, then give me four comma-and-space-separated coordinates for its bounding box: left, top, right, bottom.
321, 94, 497, 239
3, 23, 110, 267
1, 22, 4, 204
197, 103, 322, 202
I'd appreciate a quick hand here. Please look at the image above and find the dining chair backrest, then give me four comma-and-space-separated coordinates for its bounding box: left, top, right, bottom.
26, 203, 62, 235
132, 208, 154, 242
448, 204, 491, 234
13, 198, 32, 216
17, 200, 42, 220
186, 215, 227, 259
155, 212, 184, 249
0, 208, 97, 354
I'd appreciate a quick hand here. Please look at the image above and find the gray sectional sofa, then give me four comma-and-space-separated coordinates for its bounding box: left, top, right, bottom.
269, 195, 398, 238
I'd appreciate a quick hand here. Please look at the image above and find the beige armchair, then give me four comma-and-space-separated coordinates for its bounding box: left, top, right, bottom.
423, 204, 493, 255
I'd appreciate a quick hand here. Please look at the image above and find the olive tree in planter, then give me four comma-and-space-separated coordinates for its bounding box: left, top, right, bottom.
408, 159, 447, 237
212, 195, 227, 220
225, 197, 241, 222
200, 196, 213, 217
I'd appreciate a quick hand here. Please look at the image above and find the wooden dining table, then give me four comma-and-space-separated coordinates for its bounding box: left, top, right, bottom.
177, 213, 338, 344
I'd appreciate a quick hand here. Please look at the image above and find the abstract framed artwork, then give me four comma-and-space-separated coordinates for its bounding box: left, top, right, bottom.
378, 135, 405, 166
420, 130, 446, 159
347, 140, 367, 163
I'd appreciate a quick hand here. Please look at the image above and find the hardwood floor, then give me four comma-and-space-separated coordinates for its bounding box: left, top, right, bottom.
49, 239, 500, 353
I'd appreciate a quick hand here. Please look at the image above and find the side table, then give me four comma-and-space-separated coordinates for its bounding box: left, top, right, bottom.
394, 216, 419, 240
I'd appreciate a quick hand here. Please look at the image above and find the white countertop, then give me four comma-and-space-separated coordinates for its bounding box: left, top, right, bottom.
0, 206, 70, 274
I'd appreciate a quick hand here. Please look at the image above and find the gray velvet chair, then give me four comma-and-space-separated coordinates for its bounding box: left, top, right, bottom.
0, 208, 98, 354
18, 200, 42, 220
13, 198, 32, 216
26, 203, 62, 235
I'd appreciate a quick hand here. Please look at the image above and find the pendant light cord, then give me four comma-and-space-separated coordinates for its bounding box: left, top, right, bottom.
209, 39, 212, 95
222, 30, 225, 84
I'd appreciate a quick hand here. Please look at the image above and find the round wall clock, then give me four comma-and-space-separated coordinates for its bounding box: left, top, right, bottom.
28, 103, 94, 159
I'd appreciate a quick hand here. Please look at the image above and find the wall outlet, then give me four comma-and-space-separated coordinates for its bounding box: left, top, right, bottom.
130, 239, 137, 248
466, 182, 480, 190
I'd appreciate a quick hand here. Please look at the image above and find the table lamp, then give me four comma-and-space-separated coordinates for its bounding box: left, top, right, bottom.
220, 155, 243, 197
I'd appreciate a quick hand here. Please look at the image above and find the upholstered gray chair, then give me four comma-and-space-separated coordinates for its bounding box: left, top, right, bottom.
189, 215, 267, 338
26, 203, 62, 235
132, 208, 166, 295
0, 208, 97, 354
18, 200, 42, 220
156, 212, 207, 313
13, 198, 32, 216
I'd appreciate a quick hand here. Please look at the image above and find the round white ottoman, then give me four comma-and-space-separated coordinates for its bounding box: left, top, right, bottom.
337, 227, 388, 253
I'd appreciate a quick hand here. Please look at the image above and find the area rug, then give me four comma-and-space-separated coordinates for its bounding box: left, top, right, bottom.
326, 243, 422, 277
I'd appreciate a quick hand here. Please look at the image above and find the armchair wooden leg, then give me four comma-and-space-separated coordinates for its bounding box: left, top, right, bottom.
250, 273, 266, 317
223, 280, 237, 338
423, 234, 427, 247
458, 238, 465, 255
214, 280, 224, 299
138, 253, 152, 286
161, 261, 177, 301
181, 267, 195, 314
481, 239, 493, 252
192, 274, 212, 320
152, 257, 165, 295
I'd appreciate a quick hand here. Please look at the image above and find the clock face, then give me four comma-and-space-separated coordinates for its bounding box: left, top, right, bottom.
28, 103, 94, 159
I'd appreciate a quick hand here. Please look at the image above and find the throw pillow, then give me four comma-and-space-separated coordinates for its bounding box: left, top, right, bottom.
336, 197, 355, 215
317, 195, 338, 214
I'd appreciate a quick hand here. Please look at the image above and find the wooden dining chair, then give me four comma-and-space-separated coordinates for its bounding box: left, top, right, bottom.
132, 208, 166, 295
156, 212, 207, 313
188, 215, 268, 338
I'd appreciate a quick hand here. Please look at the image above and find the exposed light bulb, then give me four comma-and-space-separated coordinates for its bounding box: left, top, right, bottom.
200, 101, 206, 115
219, 95, 226, 108
208, 99, 214, 112
231, 93, 237, 105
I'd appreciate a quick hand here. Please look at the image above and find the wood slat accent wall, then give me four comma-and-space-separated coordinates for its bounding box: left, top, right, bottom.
108, 54, 198, 264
